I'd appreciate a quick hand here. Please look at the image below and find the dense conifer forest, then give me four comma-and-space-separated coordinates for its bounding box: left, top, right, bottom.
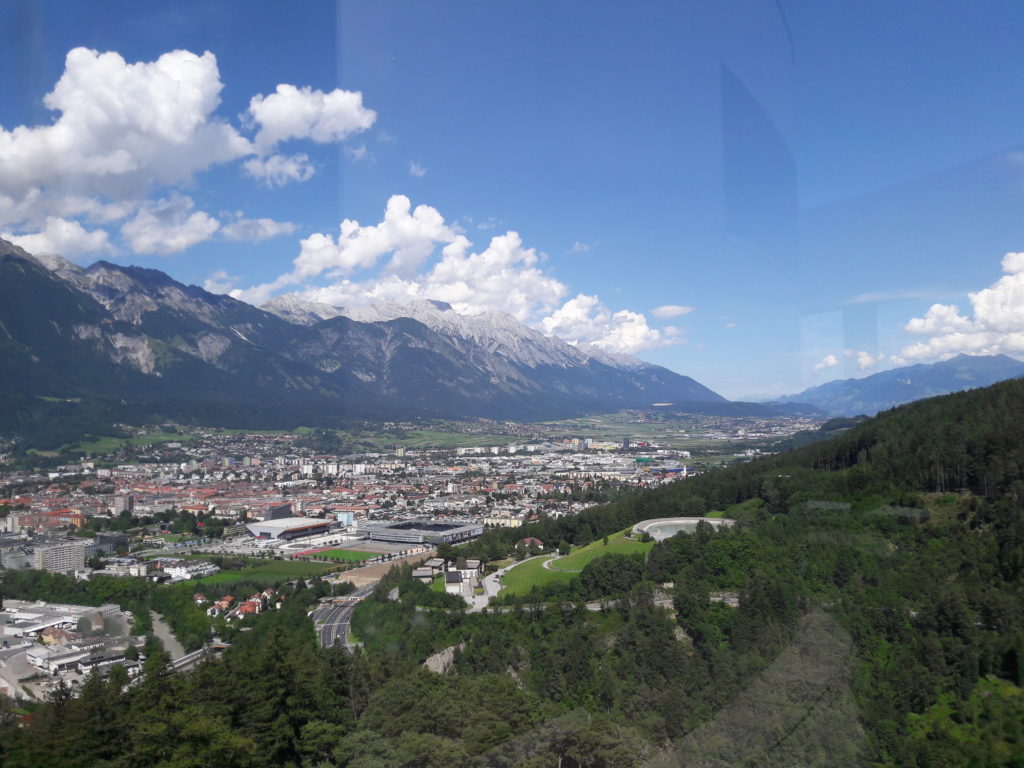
3, 380, 1024, 766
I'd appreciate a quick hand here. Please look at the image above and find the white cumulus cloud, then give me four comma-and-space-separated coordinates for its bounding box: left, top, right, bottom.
4, 216, 113, 257
541, 294, 678, 353
120, 194, 220, 255
541, 295, 610, 343
813, 354, 839, 371
856, 350, 886, 371
280, 229, 568, 324
418, 231, 565, 319
899, 251, 1024, 362
409, 162, 427, 177
243, 153, 315, 187
0, 47, 251, 225
248, 84, 376, 153
293, 195, 457, 280
904, 303, 973, 336
651, 304, 695, 319
232, 194, 688, 355
221, 215, 295, 242
0, 46, 377, 258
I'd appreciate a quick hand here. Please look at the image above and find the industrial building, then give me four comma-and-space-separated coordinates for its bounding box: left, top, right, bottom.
5, 600, 121, 639
357, 520, 483, 545
245, 517, 332, 540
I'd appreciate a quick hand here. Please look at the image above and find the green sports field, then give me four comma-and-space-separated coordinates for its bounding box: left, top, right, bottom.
196, 559, 337, 586
314, 549, 377, 563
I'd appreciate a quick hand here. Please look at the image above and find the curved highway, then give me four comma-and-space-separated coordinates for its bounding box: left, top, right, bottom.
312, 583, 376, 651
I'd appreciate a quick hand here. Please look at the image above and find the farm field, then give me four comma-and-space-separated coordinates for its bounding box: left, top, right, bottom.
205, 426, 314, 436
329, 427, 517, 450
71, 431, 197, 454
29, 429, 198, 457
538, 411, 753, 452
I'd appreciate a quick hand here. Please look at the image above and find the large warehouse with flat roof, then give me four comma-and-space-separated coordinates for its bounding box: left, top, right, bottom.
246, 517, 332, 540
357, 520, 483, 545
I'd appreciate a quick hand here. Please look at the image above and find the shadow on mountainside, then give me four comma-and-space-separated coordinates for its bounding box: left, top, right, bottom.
646, 610, 866, 768
477, 610, 866, 767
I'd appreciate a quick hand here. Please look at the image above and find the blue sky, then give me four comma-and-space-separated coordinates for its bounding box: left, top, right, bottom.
4, 1, 1024, 399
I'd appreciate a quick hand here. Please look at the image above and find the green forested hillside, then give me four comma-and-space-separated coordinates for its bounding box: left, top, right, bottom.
3, 380, 1024, 766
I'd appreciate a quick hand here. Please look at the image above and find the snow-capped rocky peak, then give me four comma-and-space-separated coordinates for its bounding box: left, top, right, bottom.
262, 294, 345, 326
575, 343, 647, 371
266, 295, 648, 372
336, 300, 591, 369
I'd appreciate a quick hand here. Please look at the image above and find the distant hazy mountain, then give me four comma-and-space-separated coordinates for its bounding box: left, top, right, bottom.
0, 239, 751, 444
775, 354, 1024, 416
763, 401, 830, 418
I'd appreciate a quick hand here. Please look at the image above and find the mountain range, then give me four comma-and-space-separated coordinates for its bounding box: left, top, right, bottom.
7, 236, 1019, 448
0, 238, 749, 445
773, 353, 1024, 416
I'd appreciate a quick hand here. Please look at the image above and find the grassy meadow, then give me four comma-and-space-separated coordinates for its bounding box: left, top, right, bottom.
498, 528, 654, 597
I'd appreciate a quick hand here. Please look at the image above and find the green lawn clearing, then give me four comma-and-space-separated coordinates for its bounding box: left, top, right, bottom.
498, 556, 575, 597
548, 529, 654, 572
498, 529, 655, 598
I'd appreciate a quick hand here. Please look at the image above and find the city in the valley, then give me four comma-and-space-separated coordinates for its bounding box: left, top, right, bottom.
0, 410, 818, 702
0, 412, 820, 573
